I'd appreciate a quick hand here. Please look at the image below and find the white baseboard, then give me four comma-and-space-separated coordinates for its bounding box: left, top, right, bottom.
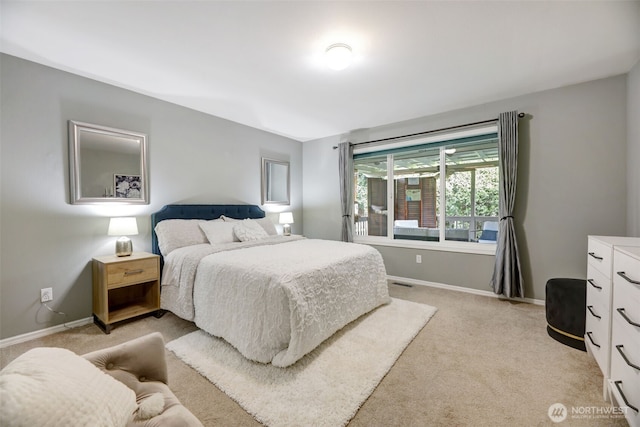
1, 280, 542, 349
0, 317, 93, 349
387, 275, 544, 306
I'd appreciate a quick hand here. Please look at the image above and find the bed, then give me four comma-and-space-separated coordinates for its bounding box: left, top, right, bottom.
151, 204, 390, 367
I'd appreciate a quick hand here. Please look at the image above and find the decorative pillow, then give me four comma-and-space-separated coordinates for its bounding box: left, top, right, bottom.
233, 219, 269, 242
199, 220, 239, 244
222, 215, 277, 236
154, 219, 212, 256
0, 347, 137, 427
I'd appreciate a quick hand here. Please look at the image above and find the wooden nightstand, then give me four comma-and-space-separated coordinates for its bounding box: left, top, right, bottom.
92, 252, 161, 334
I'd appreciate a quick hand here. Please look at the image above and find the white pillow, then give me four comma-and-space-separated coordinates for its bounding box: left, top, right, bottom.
222, 215, 277, 236
199, 220, 239, 244
233, 219, 269, 242
154, 219, 211, 256
0, 347, 137, 427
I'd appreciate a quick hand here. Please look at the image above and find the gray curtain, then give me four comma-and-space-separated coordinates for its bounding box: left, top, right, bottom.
491, 111, 524, 298
338, 142, 354, 242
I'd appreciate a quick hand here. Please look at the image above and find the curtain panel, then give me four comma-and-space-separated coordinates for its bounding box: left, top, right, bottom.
338, 142, 354, 242
491, 111, 525, 298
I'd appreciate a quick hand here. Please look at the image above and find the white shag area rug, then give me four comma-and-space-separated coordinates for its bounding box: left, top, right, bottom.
166, 298, 437, 427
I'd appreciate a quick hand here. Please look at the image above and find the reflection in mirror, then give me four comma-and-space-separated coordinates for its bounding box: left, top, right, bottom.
261, 158, 290, 205
68, 121, 149, 204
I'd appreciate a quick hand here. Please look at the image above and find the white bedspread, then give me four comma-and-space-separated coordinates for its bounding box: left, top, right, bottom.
161, 236, 305, 320
163, 238, 390, 367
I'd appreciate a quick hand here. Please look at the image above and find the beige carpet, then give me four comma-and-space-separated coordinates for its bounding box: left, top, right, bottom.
166, 298, 437, 427
0, 284, 628, 426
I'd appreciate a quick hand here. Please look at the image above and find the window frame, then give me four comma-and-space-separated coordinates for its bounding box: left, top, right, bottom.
352, 125, 499, 256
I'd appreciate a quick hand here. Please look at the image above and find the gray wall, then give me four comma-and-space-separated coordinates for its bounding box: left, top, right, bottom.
628, 60, 640, 237
0, 54, 302, 339
303, 75, 629, 301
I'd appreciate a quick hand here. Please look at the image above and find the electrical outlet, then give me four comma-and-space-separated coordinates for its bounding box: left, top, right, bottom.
40, 287, 53, 303
416, 254, 422, 264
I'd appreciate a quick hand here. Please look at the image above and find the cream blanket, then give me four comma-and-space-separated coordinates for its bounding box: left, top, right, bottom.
161, 236, 305, 320
162, 238, 390, 367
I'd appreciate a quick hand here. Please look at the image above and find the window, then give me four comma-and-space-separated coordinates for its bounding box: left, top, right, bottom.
353, 127, 499, 250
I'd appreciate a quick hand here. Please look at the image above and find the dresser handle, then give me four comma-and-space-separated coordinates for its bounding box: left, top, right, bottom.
616, 345, 640, 372
588, 252, 603, 260
617, 308, 640, 327
617, 271, 640, 285
124, 269, 144, 276
587, 279, 602, 290
587, 305, 601, 319
613, 381, 639, 413
585, 332, 600, 348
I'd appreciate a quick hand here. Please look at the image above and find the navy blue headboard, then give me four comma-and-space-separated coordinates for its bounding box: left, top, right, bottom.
150, 204, 266, 258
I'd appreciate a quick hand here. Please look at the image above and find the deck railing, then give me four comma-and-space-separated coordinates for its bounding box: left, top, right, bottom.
354, 215, 498, 242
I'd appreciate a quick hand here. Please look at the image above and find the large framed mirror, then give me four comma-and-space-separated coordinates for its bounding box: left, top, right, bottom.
261, 158, 290, 205
68, 121, 149, 204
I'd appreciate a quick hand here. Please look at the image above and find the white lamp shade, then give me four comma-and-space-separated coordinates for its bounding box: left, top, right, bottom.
108, 217, 138, 236
279, 212, 294, 225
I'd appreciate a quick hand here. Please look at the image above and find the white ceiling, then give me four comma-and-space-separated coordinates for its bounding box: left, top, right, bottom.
2, 1, 639, 142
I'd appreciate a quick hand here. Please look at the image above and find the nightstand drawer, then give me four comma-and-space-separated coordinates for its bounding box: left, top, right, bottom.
106, 258, 158, 288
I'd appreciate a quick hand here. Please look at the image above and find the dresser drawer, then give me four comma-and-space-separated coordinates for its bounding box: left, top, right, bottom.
613, 250, 640, 299
609, 377, 640, 427
587, 265, 611, 309
612, 315, 640, 368
586, 311, 610, 374
609, 342, 640, 427
613, 280, 640, 323
106, 257, 159, 288
588, 238, 613, 278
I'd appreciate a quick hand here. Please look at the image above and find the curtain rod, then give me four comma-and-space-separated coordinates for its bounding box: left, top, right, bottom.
332, 112, 525, 149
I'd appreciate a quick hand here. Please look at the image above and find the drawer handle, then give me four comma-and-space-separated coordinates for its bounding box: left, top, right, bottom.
616, 345, 640, 372
613, 381, 639, 413
124, 269, 144, 276
587, 305, 601, 319
587, 279, 602, 290
586, 332, 600, 348
617, 308, 640, 328
617, 271, 640, 285
588, 252, 603, 260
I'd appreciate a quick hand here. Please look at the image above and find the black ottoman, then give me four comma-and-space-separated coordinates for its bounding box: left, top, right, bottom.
545, 278, 586, 351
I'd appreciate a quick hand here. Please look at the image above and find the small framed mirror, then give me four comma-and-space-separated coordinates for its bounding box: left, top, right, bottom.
68, 121, 149, 204
261, 158, 290, 205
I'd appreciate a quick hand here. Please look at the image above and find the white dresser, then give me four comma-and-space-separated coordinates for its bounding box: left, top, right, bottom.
585, 236, 640, 402
609, 246, 640, 427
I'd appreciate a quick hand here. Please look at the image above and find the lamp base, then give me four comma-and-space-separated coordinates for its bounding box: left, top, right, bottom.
115, 237, 133, 257
282, 224, 291, 236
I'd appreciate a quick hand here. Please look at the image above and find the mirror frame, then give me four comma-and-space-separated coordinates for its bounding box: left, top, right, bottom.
68, 120, 149, 204
261, 158, 290, 205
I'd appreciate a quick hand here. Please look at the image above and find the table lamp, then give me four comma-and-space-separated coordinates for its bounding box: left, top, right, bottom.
108, 217, 138, 256
279, 212, 294, 236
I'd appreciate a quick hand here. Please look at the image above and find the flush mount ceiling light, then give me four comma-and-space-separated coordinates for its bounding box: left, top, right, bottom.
325, 43, 353, 70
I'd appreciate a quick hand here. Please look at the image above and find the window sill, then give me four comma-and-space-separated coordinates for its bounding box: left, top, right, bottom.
354, 236, 497, 256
